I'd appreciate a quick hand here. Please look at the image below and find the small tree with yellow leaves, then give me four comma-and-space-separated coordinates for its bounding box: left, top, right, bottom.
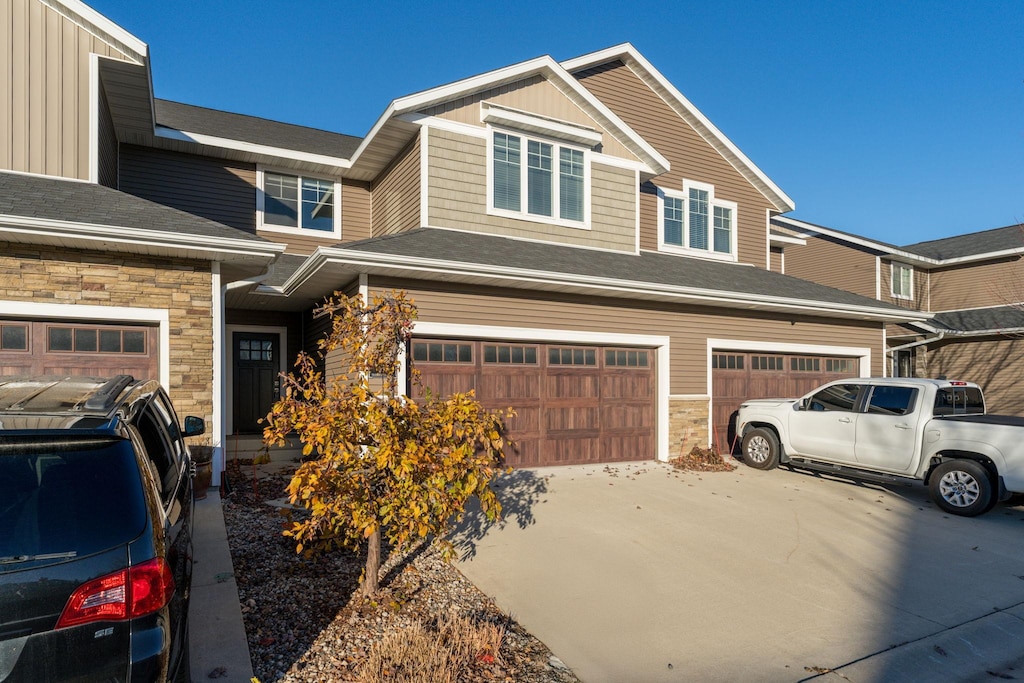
263, 290, 510, 597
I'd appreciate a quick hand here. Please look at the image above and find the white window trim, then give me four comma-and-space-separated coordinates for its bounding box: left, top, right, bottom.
256, 166, 342, 239
485, 126, 592, 231
891, 262, 914, 300
656, 181, 738, 262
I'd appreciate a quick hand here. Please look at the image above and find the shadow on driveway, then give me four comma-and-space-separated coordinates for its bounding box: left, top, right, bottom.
452, 469, 551, 559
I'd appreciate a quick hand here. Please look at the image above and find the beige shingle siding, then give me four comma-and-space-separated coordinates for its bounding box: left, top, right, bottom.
421, 75, 634, 161
371, 135, 421, 236
785, 234, 879, 299
425, 127, 636, 252
0, 0, 137, 179
118, 145, 257, 232
575, 60, 774, 267
928, 257, 1023, 311
372, 277, 885, 394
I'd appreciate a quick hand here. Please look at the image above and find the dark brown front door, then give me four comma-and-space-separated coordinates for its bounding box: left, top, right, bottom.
233, 332, 279, 434
412, 339, 655, 468
712, 351, 860, 452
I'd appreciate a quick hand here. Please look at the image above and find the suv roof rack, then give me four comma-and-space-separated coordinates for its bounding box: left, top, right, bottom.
83, 375, 136, 412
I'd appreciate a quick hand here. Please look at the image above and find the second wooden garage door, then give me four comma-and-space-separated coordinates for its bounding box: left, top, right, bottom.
712, 350, 860, 452
412, 339, 655, 468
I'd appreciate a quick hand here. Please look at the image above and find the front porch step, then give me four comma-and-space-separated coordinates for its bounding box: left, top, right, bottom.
221, 434, 303, 464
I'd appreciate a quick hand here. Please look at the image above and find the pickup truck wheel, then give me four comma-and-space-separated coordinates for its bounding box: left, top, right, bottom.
929, 460, 995, 517
741, 428, 780, 470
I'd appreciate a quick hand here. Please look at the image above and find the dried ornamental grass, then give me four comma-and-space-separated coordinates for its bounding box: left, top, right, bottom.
358, 612, 505, 683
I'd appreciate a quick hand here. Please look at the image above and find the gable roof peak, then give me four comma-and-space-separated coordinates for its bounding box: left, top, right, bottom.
563, 43, 795, 213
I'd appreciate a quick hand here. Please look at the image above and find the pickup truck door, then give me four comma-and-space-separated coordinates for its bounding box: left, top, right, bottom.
788, 383, 863, 463
854, 385, 921, 472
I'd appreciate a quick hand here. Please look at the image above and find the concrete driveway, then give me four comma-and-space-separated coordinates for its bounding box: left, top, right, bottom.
452, 461, 1024, 682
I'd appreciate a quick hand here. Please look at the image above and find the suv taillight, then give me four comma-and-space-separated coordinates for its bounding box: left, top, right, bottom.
55, 558, 175, 629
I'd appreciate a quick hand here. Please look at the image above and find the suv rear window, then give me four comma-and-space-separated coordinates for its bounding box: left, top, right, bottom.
0, 438, 147, 570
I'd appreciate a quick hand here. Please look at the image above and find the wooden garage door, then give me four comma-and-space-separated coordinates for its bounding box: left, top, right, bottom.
712, 351, 859, 452
412, 339, 655, 468
0, 320, 159, 379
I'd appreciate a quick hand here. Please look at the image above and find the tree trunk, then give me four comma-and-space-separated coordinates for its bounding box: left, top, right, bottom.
361, 528, 381, 597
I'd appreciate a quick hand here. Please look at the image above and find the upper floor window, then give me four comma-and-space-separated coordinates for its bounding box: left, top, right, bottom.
891, 263, 913, 299
257, 169, 341, 238
659, 180, 736, 259
490, 130, 588, 227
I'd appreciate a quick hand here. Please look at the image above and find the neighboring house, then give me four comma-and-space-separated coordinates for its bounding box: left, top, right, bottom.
1, 0, 926, 477
773, 216, 1024, 416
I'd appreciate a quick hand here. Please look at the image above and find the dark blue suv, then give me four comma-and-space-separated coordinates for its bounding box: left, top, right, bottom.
0, 375, 203, 682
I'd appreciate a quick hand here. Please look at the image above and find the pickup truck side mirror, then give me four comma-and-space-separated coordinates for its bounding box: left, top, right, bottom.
796, 398, 809, 411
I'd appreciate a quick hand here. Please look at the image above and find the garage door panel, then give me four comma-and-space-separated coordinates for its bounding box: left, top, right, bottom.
478, 373, 540, 399
602, 373, 654, 400
546, 406, 600, 432
545, 374, 600, 399
602, 403, 655, 429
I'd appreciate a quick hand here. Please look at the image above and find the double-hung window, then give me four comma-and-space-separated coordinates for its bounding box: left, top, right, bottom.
258, 169, 341, 238
659, 180, 736, 258
490, 130, 587, 226
891, 263, 913, 299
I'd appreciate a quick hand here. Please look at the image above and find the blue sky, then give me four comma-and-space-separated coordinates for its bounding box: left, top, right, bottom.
89, 0, 1023, 245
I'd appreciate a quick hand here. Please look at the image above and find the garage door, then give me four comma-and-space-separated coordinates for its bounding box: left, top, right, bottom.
0, 320, 159, 379
412, 339, 655, 468
712, 351, 859, 451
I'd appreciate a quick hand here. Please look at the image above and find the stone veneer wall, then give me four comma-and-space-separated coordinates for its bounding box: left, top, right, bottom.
0, 245, 214, 424
668, 396, 711, 458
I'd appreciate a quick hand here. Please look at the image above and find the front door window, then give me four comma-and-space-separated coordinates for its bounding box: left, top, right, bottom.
233, 333, 279, 434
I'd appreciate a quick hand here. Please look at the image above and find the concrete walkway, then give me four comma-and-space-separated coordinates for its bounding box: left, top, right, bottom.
189, 491, 253, 683
452, 461, 1024, 682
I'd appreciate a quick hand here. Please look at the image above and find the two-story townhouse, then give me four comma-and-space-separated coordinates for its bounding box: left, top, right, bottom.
774, 216, 1024, 415
3, 0, 926, 478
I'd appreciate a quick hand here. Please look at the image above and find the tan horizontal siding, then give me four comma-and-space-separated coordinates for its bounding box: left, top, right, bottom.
928, 256, 1023, 311
0, 0, 134, 179
784, 234, 878, 299
119, 145, 257, 232
770, 246, 783, 273
427, 128, 636, 251
925, 337, 1024, 416
575, 61, 774, 267
371, 278, 884, 393
422, 75, 633, 161
341, 179, 371, 243
879, 258, 928, 310
371, 135, 421, 236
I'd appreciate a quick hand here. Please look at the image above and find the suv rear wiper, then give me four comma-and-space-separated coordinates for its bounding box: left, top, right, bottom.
0, 552, 77, 565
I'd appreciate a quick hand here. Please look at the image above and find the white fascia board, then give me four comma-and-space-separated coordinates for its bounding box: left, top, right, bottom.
44, 0, 147, 63
155, 127, 352, 170
287, 247, 932, 323
0, 215, 286, 259
351, 56, 669, 177
769, 232, 806, 246
563, 44, 793, 212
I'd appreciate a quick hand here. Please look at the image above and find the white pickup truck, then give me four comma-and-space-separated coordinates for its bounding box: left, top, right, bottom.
735, 377, 1024, 516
